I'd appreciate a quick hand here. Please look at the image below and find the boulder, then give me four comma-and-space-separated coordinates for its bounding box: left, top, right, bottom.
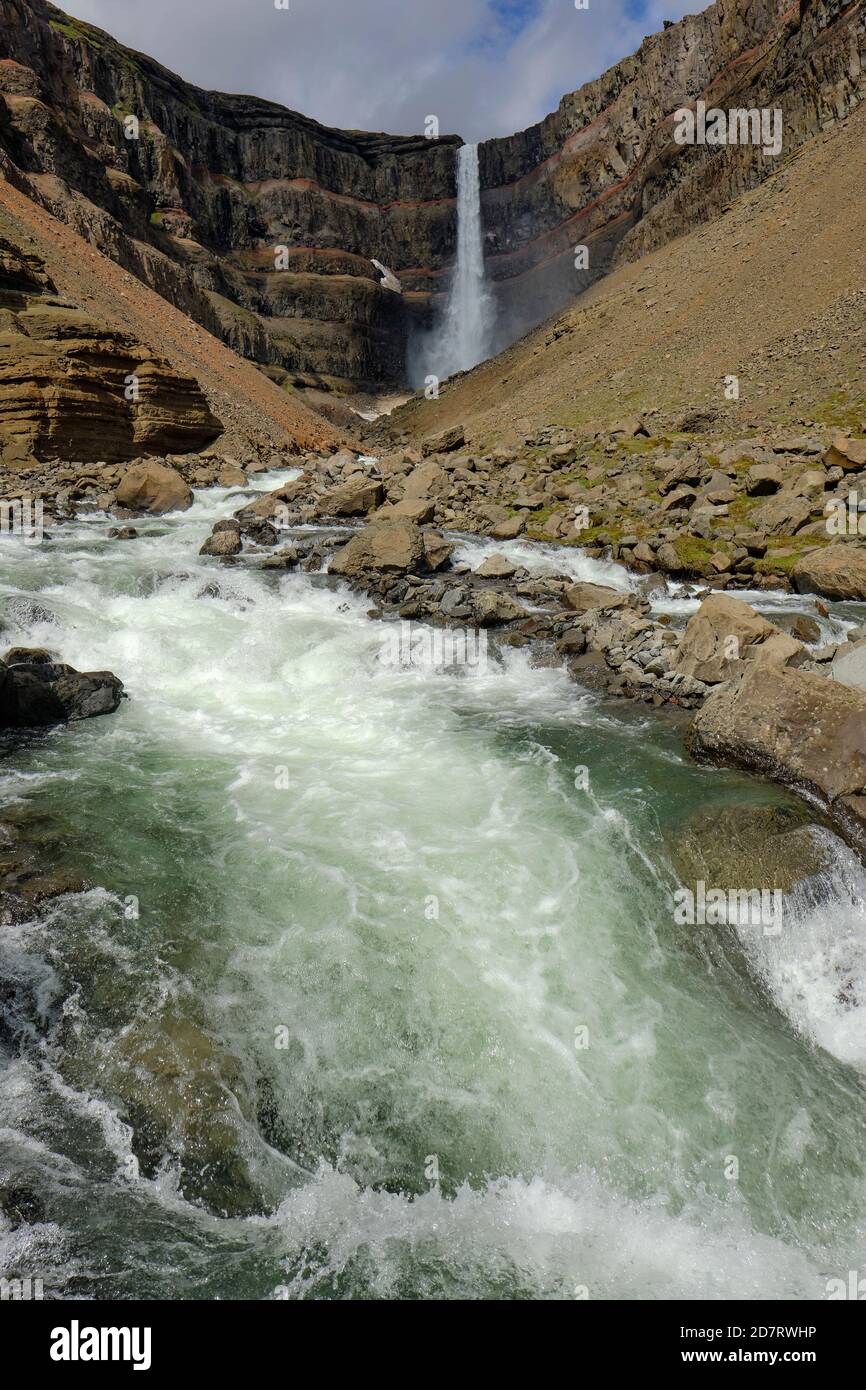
378, 498, 436, 524
237, 476, 311, 520
0, 657, 124, 726
316, 474, 383, 516
423, 426, 465, 455
749, 494, 812, 536
823, 434, 866, 472
563, 583, 629, 614
792, 544, 866, 601
115, 461, 193, 515
328, 519, 426, 577
490, 515, 526, 540
217, 464, 247, 487
673, 594, 802, 684
402, 461, 447, 502
687, 665, 866, 837
475, 554, 519, 580
831, 641, 866, 695
200, 527, 241, 557
745, 463, 784, 496
422, 530, 454, 572
473, 591, 526, 626
669, 803, 831, 894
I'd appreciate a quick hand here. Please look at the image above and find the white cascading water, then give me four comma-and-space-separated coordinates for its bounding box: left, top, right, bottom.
1, 475, 866, 1298
430, 143, 494, 380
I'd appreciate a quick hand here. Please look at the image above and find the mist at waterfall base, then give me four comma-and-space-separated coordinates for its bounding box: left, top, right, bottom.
1, 474, 866, 1299
409, 144, 496, 387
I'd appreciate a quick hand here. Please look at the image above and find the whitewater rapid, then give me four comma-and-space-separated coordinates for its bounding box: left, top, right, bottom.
0, 477, 865, 1300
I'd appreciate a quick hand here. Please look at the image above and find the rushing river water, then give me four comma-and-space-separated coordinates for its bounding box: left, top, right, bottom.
1, 476, 865, 1300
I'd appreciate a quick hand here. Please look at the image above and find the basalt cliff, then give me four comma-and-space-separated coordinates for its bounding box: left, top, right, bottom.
0, 0, 863, 404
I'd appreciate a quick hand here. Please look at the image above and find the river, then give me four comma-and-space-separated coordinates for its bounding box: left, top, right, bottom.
1, 474, 864, 1300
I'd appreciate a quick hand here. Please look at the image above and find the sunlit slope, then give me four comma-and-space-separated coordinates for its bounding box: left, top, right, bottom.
388, 104, 866, 452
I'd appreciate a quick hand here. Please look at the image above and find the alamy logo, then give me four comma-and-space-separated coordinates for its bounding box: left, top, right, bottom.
1, 1275, 43, 1299
50, 1321, 152, 1371
0, 497, 44, 545
674, 880, 782, 936
826, 1270, 866, 1299
673, 100, 782, 157
825, 491, 866, 536
380, 622, 488, 674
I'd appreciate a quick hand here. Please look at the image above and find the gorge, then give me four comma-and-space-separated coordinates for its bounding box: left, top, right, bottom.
0, 0, 864, 402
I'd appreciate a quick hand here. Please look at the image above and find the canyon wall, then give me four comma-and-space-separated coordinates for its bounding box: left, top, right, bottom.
0, 0, 863, 394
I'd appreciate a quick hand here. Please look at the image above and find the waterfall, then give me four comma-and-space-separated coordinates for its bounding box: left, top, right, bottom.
421, 143, 494, 382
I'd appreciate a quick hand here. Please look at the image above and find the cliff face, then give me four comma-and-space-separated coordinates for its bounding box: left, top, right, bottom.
0, 0, 863, 393
0, 214, 222, 465
480, 0, 866, 343
0, 0, 461, 392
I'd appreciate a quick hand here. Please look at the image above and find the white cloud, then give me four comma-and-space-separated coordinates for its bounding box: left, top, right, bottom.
62, 0, 699, 141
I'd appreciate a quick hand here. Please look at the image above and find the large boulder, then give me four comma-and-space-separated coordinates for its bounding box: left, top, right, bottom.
237, 475, 311, 520
200, 524, 241, 557
315, 473, 383, 516
673, 594, 803, 684
563, 583, 629, 614
0, 654, 124, 726
687, 665, 866, 838
749, 493, 812, 536
115, 460, 193, 515
473, 591, 525, 626
328, 520, 453, 579
792, 544, 866, 601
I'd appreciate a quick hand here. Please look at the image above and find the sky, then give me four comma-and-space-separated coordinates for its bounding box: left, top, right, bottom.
61, 0, 701, 141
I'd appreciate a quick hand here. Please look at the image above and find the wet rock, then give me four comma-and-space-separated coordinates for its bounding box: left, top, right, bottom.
790, 614, 821, 644
200, 526, 242, 557
107, 526, 138, 540
113, 1012, 261, 1217
0, 657, 124, 726
1, 597, 58, 629
669, 803, 832, 895
2, 646, 53, 665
